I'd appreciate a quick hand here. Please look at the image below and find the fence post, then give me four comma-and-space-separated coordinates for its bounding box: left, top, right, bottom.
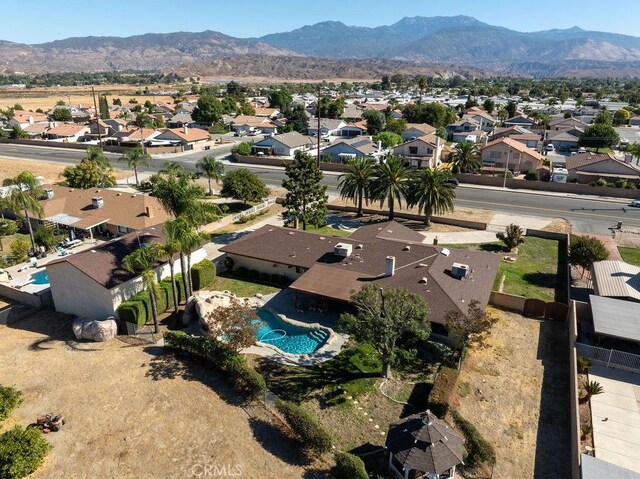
607, 349, 613, 368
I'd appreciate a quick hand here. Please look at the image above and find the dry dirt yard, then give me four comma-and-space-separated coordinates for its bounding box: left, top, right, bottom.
0, 312, 310, 479
451, 309, 570, 479
0, 157, 131, 184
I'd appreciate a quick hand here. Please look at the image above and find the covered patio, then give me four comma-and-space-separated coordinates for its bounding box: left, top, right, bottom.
43, 212, 108, 242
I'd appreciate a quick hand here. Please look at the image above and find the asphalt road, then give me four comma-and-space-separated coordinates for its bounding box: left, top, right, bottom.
2, 143, 640, 234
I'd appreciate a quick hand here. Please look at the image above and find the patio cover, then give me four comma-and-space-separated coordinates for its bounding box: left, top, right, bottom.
590, 294, 640, 342
44, 213, 81, 227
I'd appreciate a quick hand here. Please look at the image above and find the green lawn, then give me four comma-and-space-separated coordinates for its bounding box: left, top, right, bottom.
303, 224, 352, 238
207, 275, 281, 297
619, 247, 640, 266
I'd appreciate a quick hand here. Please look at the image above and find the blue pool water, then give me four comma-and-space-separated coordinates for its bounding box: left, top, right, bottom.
30, 270, 49, 285
255, 309, 328, 355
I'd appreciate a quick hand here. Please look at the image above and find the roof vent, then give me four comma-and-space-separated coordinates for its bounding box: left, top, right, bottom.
355, 244, 363, 250
451, 263, 469, 279
288, 231, 294, 235
403, 245, 411, 251
91, 196, 104, 209
440, 248, 450, 257
419, 277, 428, 284
43, 188, 54, 199
334, 243, 353, 258
319, 236, 325, 240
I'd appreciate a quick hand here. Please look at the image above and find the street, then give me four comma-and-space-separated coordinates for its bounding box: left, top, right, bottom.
1, 143, 639, 234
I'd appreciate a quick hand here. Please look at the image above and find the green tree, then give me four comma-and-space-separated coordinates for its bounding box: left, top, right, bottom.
51, 107, 72, 122
451, 142, 482, 174
220, 169, 269, 204
569, 235, 610, 277
238, 101, 255, 116
373, 131, 402, 149
385, 117, 407, 135
192, 94, 223, 125
288, 104, 309, 133
465, 96, 479, 109
362, 110, 386, 135
282, 151, 328, 230
482, 99, 495, 114
579, 123, 620, 152
0, 219, 18, 251
134, 112, 154, 128
594, 110, 613, 125
196, 156, 225, 196
340, 285, 431, 378
319, 97, 345, 119
370, 156, 411, 220
506, 101, 517, 119
402, 102, 457, 127
614, 108, 630, 126
267, 90, 293, 112
9, 126, 27, 139
118, 144, 152, 186
0, 171, 44, 253
231, 142, 252, 156
444, 299, 497, 348
625, 143, 640, 165
496, 223, 525, 252
337, 156, 376, 217
99, 94, 110, 120
112, 98, 122, 106
123, 243, 164, 333
161, 219, 183, 313
9, 238, 30, 264
407, 167, 456, 226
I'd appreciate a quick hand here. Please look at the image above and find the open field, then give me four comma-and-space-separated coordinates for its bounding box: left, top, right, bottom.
0, 157, 132, 184
0, 311, 309, 479
0, 94, 183, 112
452, 309, 570, 479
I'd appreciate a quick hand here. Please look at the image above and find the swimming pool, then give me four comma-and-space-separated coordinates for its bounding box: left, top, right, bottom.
255, 309, 328, 355
30, 270, 49, 285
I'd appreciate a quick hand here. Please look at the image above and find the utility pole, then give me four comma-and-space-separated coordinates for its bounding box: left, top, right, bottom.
91, 86, 102, 146
503, 148, 511, 188
317, 84, 321, 168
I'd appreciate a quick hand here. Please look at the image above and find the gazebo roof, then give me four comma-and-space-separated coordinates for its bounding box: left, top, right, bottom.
385, 410, 466, 475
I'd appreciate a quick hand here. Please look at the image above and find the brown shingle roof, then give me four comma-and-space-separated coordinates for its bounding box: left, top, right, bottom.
47, 123, 88, 136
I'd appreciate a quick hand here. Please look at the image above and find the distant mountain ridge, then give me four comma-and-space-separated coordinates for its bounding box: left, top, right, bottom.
1, 16, 640, 77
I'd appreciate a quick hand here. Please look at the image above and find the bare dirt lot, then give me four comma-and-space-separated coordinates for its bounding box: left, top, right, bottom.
0, 312, 309, 479
0, 157, 131, 184
451, 309, 570, 479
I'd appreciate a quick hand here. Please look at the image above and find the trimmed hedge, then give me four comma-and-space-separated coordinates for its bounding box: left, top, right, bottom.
164, 331, 266, 400
0, 426, 49, 479
334, 452, 368, 479
451, 409, 496, 467
191, 260, 216, 291
0, 386, 23, 423
275, 400, 333, 454
117, 274, 187, 327
428, 366, 460, 418
116, 299, 147, 328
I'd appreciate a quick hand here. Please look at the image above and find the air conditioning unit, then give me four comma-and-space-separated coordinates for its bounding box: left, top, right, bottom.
334, 243, 353, 258
451, 263, 469, 279
92, 196, 104, 209
43, 188, 54, 199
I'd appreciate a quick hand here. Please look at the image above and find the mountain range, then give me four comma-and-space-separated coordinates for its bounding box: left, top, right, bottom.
2, 16, 640, 78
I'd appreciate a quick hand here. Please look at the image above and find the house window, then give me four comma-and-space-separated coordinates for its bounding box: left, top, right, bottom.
117, 225, 129, 234
409, 146, 418, 155
490, 151, 502, 159
512, 152, 521, 160
427, 148, 433, 155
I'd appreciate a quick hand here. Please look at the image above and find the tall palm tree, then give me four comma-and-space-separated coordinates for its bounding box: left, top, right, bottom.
196, 156, 225, 196
370, 156, 411, 220
162, 220, 183, 313
118, 144, 152, 186
123, 243, 164, 334
451, 142, 482, 174
1, 171, 44, 253
337, 157, 376, 217
171, 217, 201, 298
408, 167, 456, 226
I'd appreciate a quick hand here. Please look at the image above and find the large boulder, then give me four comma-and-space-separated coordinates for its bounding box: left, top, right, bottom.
193, 290, 264, 332
72, 317, 117, 342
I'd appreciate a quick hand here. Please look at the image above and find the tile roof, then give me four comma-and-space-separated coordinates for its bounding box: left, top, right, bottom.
159, 127, 210, 142
483, 137, 545, 162
405, 123, 437, 135
46, 123, 89, 136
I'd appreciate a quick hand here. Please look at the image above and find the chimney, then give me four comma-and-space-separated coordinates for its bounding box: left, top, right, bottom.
385, 256, 396, 277
146, 206, 153, 218
183, 125, 189, 135
28, 115, 34, 125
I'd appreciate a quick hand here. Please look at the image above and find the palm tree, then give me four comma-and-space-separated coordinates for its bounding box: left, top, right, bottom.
337, 157, 376, 217
118, 144, 152, 186
196, 156, 225, 196
123, 243, 164, 334
161, 220, 183, 313
370, 156, 411, 220
407, 167, 456, 226
451, 142, 482, 174
580, 379, 604, 404
1, 172, 44, 253
171, 217, 201, 298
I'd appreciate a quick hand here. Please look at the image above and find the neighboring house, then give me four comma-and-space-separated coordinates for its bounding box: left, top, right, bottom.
490, 126, 535, 141
231, 115, 276, 134
36, 184, 172, 239
338, 123, 367, 138
393, 134, 444, 168
254, 107, 280, 118
464, 107, 496, 132
7, 110, 49, 129
341, 104, 363, 121
549, 117, 587, 131
307, 119, 347, 137
591, 260, 640, 303
547, 130, 580, 152
482, 137, 545, 172
451, 129, 485, 144
154, 127, 210, 149
152, 102, 174, 114
321, 137, 379, 163
504, 115, 536, 128
402, 123, 436, 142
565, 153, 640, 183
629, 115, 640, 127
88, 118, 112, 138
22, 123, 50, 139
509, 133, 541, 149
251, 131, 315, 157
46, 225, 206, 321
219, 221, 499, 330
573, 106, 599, 123
107, 127, 161, 145
166, 113, 195, 129
45, 123, 91, 141
446, 118, 485, 143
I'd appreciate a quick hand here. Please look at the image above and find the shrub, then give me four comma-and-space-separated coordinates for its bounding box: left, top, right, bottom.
221, 168, 269, 203
164, 331, 266, 400
451, 409, 496, 466
231, 141, 252, 156
173, 273, 188, 303
577, 356, 592, 373
191, 259, 216, 291
275, 400, 332, 454
0, 426, 49, 479
614, 179, 627, 188
0, 219, 18, 238
428, 367, 459, 418
496, 223, 525, 252
33, 228, 59, 250
247, 269, 259, 281
334, 452, 368, 479
235, 267, 248, 278
595, 178, 607, 187
9, 238, 29, 264
117, 299, 147, 328
524, 171, 539, 181
0, 386, 23, 422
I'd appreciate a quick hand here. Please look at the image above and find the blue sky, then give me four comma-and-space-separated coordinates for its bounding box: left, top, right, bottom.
4, 0, 639, 43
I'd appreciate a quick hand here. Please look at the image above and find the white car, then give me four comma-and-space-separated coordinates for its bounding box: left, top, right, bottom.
632, 199, 640, 207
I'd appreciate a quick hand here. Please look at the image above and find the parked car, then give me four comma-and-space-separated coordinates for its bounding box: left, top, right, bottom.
446, 178, 459, 188
545, 144, 555, 152
631, 199, 640, 207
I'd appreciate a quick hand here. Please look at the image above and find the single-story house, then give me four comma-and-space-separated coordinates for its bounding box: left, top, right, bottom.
22, 123, 50, 139
629, 115, 640, 127
338, 123, 367, 138
547, 130, 580, 152
510, 132, 541, 149
154, 127, 210, 149
504, 115, 536, 128
6, 110, 48, 129
254, 107, 280, 118
565, 153, 640, 183
45, 123, 91, 141
231, 115, 276, 134
591, 260, 640, 303
446, 118, 480, 134
307, 119, 347, 137
402, 123, 437, 142
166, 113, 195, 129
36, 184, 172, 239
321, 137, 379, 163
219, 221, 499, 329
549, 117, 587, 131
46, 224, 206, 321
393, 134, 444, 168
107, 127, 161, 145
489, 126, 535, 141
251, 131, 315, 157
482, 137, 545, 172
341, 105, 363, 121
